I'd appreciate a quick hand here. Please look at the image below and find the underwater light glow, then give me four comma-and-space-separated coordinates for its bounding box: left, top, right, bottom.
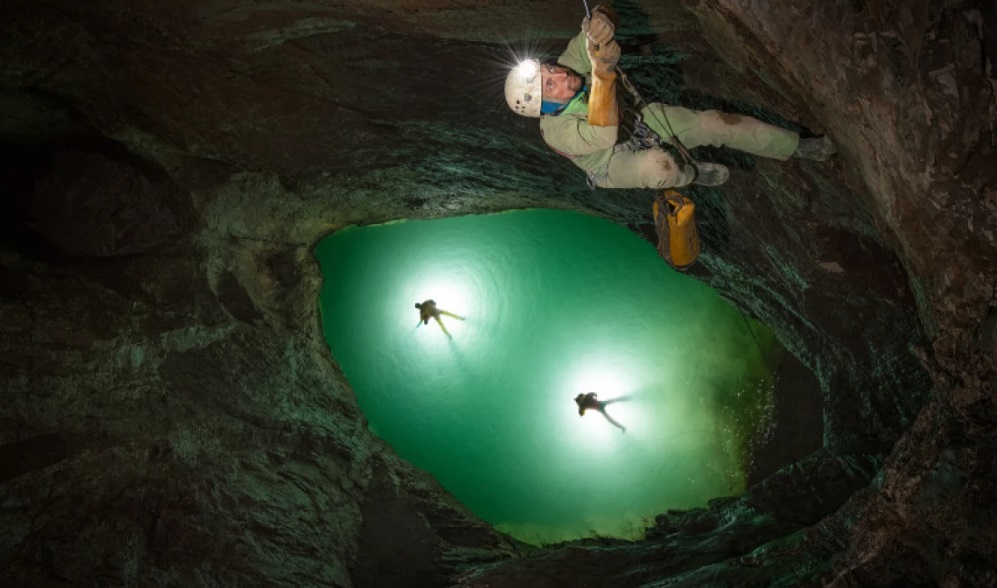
316, 209, 779, 546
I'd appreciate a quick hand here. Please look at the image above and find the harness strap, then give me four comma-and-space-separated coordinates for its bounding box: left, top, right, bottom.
616, 67, 696, 167
615, 108, 689, 178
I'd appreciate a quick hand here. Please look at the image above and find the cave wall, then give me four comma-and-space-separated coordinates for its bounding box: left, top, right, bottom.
1, 0, 994, 586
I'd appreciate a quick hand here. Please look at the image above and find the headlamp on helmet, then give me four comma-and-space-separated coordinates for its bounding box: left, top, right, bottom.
505, 59, 543, 118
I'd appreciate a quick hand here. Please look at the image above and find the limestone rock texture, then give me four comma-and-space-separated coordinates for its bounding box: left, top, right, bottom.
0, 0, 993, 586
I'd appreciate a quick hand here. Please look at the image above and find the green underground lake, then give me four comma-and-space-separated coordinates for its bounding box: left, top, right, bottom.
315, 208, 781, 546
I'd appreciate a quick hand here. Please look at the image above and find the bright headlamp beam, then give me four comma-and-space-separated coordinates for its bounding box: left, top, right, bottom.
516, 59, 539, 81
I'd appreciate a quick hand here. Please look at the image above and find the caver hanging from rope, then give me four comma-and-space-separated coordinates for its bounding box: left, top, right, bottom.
504, 3, 837, 189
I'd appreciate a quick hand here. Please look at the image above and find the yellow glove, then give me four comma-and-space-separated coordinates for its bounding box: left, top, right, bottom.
586, 39, 619, 127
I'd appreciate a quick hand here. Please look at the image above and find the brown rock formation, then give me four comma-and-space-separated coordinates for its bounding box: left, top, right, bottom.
0, 0, 993, 586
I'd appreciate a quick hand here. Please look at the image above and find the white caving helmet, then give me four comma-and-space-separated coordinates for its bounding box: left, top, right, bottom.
505, 59, 542, 118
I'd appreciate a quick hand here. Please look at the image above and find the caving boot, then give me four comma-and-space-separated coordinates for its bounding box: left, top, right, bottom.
690, 162, 729, 186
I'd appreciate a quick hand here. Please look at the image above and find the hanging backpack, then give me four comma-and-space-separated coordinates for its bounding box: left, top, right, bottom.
652, 190, 700, 271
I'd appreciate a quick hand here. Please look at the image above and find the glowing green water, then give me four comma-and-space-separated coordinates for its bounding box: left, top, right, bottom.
316, 209, 778, 546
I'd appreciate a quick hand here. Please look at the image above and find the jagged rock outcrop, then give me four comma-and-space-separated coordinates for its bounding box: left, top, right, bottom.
0, 0, 993, 586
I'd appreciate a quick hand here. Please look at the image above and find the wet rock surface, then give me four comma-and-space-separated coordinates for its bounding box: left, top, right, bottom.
0, 0, 993, 586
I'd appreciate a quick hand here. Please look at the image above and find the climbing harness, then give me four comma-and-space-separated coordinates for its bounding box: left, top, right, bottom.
583, 94, 693, 190
616, 68, 697, 168
614, 110, 660, 153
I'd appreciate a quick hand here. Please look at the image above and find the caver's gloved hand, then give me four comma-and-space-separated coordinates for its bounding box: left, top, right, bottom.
586, 38, 620, 126
587, 37, 620, 74
582, 6, 616, 46
584, 4, 621, 127
582, 4, 621, 46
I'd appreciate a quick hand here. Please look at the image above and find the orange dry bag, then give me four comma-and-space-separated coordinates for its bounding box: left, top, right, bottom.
652, 190, 700, 271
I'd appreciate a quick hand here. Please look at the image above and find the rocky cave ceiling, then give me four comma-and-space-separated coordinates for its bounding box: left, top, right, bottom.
1, 0, 995, 586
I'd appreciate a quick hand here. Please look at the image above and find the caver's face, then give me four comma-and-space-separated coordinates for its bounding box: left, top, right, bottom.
541, 63, 583, 102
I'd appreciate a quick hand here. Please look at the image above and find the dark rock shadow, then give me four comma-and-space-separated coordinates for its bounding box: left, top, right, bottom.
745, 351, 824, 486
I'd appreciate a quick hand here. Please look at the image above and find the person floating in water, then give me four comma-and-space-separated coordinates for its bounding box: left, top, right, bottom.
415, 299, 465, 337
575, 392, 626, 433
